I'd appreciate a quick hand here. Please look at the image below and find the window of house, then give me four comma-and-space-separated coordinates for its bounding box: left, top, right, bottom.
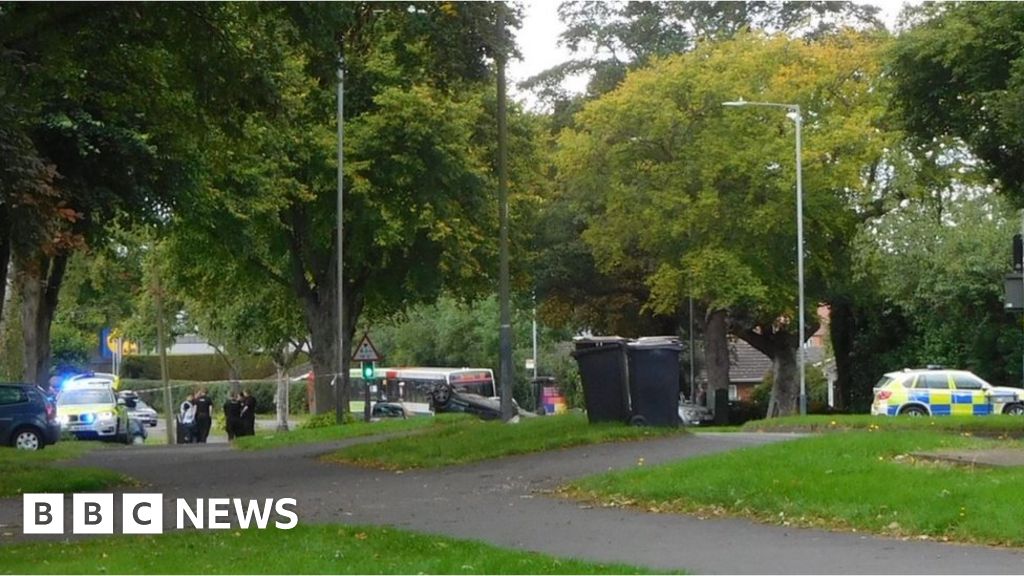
728, 385, 738, 401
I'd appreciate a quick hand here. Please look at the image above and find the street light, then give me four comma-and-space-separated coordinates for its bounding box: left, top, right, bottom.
723, 99, 806, 416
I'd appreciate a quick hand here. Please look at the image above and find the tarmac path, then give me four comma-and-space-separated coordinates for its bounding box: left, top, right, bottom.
2, 430, 1024, 574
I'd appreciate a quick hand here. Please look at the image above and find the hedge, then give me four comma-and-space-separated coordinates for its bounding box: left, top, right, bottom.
120, 354, 305, 381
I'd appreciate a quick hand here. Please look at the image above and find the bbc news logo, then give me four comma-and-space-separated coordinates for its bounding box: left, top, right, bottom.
23, 494, 298, 534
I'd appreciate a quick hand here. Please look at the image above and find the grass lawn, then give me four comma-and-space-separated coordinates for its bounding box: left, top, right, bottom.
232, 416, 443, 451
327, 412, 687, 470
0, 441, 131, 498
742, 414, 1024, 437
0, 524, 662, 575
570, 429, 1024, 546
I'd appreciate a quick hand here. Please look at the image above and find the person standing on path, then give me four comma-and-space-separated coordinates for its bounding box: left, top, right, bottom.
224, 393, 242, 440
193, 388, 214, 443
179, 393, 197, 443
240, 389, 257, 436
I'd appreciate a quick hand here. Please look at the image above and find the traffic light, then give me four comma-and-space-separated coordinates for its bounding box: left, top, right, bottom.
361, 361, 375, 381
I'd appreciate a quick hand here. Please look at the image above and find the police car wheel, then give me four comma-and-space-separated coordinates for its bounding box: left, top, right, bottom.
901, 406, 927, 417
1003, 403, 1024, 416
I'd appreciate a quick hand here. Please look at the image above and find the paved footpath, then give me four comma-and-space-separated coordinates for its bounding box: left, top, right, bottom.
3, 431, 1024, 574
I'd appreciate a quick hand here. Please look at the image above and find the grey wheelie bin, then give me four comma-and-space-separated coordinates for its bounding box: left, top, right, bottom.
571, 337, 631, 423
626, 337, 683, 427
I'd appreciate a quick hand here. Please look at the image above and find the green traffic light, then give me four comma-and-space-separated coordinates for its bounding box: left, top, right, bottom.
361, 362, 375, 380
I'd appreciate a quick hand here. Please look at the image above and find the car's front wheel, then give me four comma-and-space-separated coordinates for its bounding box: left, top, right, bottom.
1003, 403, 1024, 416
901, 406, 928, 417
12, 427, 43, 450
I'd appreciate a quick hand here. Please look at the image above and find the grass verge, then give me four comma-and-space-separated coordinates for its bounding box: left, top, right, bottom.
0, 524, 662, 575
0, 442, 131, 497
569, 429, 1024, 546
742, 414, 1024, 437
232, 415, 445, 451
327, 412, 686, 470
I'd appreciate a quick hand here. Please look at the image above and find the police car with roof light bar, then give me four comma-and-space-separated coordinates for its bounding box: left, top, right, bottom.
871, 366, 1024, 417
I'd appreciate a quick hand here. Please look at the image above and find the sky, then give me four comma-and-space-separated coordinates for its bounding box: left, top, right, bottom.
506, 1, 911, 108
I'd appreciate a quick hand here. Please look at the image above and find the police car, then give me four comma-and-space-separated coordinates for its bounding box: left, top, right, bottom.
871, 367, 1024, 417
56, 379, 131, 443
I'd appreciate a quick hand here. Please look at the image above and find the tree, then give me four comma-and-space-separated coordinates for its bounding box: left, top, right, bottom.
557, 31, 903, 416
0, 4, 277, 385
890, 2, 1024, 204
853, 190, 1022, 388
163, 225, 307, 430
528, 1, 883, 355
168, 4, 537, 416
524, 1, 882, 109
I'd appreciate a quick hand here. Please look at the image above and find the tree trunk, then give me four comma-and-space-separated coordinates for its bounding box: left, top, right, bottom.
300, 283, 363, 416
19, 252, 67, 387
704, 308, 730, 411
275, 364, 289, 432
0, 203, 10, 327
735, 326, 801, 418
829, 298, 854, 411
271, 344, 300, 432
766, 339, 799, 417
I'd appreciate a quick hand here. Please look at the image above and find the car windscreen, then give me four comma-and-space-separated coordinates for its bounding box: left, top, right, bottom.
874, 376, 895, 389
59, 388, 114, 405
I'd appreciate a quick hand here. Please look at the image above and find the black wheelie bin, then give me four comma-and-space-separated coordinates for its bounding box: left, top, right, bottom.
571, 337, 631, 423
626, 337, 683, 427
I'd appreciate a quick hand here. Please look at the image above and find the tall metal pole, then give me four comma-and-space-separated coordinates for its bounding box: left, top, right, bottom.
794, 106, 806, 416
335, 50, 346, 424
722, 100, 807, 415
688, 297, 695, 401
532, 297, 538, 381
154, 263, 173, 445
496, 5, 514, 422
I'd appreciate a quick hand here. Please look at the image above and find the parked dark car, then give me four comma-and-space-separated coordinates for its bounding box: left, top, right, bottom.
0, 383, 61, 450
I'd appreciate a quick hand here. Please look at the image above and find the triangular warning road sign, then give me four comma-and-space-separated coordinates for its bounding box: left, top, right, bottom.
351, 334, 382, 362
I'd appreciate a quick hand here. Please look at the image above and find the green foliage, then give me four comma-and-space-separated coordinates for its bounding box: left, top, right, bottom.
329, 412, 685, 470
743, 414, 1024, 437
851, 193, 1022, 389
0, 441, 128, 497
301, 412, 346, 430
49, 322, 93, 371
572, 430, 1024, 546
526, 1, 883, 108
890, 2, 1024, 203
121, 355, 279, 381
0, 524, 656, 575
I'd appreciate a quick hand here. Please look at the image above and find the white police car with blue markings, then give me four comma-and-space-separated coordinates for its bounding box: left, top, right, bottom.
871, 367, 1024, 417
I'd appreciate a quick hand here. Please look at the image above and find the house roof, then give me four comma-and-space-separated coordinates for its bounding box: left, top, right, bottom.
729, 337, 826, 384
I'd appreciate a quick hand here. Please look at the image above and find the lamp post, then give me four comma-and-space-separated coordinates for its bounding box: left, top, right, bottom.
335, 49, 345, 424
723, 100, 806, 415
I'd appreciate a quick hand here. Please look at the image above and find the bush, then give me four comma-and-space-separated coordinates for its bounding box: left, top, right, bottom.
301, 412, 355, 429
120, 355, 282, 381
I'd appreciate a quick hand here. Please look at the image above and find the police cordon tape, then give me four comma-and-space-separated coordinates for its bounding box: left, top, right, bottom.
122, 378, 325, 396
23, 493, 299, 534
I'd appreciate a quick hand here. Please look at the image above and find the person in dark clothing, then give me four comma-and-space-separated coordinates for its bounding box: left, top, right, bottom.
240, 390, 257, 436
193, 388, 214, 443
224, 393, 242, 440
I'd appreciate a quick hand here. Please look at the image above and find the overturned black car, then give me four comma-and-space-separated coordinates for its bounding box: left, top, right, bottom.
421, 381, 522, 420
